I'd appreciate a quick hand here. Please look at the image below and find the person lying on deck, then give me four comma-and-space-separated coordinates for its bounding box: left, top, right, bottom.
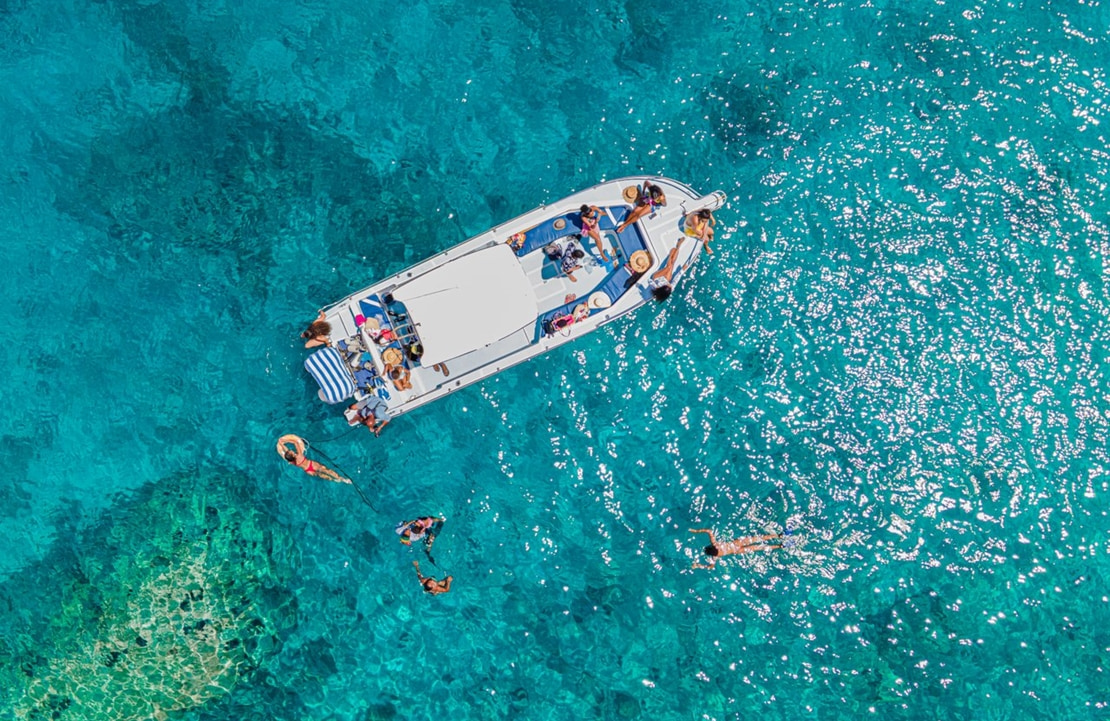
649, 238, 685, 301
276, 434, 351, 484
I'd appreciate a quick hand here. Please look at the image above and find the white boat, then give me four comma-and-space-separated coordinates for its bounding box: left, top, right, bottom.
304, 176, 726, 421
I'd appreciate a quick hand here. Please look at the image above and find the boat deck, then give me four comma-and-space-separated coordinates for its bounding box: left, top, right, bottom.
304, 177, 725, 420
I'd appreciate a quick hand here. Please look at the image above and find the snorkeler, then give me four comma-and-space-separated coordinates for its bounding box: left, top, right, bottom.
396, 516, 445, 548
689, 528, 781, 569
276, 434, 352, 484
413, 561, 452, 595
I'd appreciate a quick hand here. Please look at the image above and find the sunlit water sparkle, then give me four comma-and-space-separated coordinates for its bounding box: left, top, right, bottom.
1, 1, 1108, 719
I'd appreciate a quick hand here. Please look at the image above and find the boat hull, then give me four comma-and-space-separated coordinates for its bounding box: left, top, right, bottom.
308, 176, 725, 419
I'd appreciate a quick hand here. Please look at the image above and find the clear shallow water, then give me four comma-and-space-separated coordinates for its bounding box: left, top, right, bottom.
1, 0, 1108, 719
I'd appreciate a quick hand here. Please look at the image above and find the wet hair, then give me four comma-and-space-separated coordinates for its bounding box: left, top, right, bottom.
422, 578, 436, 591
696, 208, 712, 220
389, 367, 402, 379
572, 249, 585, 259
651, 283, 673, 302
284, 450, 298, 463
580, 204, 591, 215
301, 320, 331, 339
704, 545, 719, 557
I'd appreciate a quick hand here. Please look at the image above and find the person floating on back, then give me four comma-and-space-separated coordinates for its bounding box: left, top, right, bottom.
689, 527, 781, 569
413, 561, 452, 595
276, 434, 352, 484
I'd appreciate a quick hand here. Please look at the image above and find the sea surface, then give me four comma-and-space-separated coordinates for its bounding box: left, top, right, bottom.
1, 1, 1108, 719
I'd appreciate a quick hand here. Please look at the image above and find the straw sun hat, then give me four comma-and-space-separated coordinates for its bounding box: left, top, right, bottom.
382, 347, 403, 365
622, 185, 640, 203
629, 250, 651, 273
588, 291, 612, 310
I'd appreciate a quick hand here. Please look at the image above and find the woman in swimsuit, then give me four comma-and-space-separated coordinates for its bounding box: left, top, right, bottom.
615, 180, 667, 233
276, 434, 351, 484
648, 238, 685, 302
684, 208, 716, 254
579, 204, 611, 262
301, 311, 332, 348
689, 528, 781, 569
385, 362, 412, 391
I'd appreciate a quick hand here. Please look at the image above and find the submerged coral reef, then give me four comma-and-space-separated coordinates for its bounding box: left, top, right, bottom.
0, 469, 299, 720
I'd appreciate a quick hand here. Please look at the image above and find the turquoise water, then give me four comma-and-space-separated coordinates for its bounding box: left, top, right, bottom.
1, 0, 1108, 718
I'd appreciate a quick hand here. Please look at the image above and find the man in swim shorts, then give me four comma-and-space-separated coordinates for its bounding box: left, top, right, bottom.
689, 527, 781, 569
413, 561, 452, 595
348, 395, 392, 437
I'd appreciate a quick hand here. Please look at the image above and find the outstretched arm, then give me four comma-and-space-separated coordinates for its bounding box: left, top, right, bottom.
689, 528, 718, 546
276, 434, 305, 456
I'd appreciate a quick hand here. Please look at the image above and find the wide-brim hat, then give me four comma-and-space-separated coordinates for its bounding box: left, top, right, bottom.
553, 218, 567, 230
622, 185, 640, 203
382, 347, 402, 365
629, 250, 651, 273
362, 317, 381, 331
588, 291, 612, 310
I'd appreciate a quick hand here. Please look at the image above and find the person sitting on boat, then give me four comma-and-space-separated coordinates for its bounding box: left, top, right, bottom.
648, 238, 685, 301
413, 561, 453, 595
301, 311, 332, 348
615, 180, 667, 233
276, 434, 352, 484
689, 528, 781, 569
561, 241, 586, 282
348, 395, 392, 437
385, 362, 412, 391
684, 208, 716, 255
396, 516, 445, 547
579, 204, 611, 262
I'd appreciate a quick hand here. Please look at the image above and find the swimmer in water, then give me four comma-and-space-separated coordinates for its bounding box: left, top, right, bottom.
396, 516, 445, 548
413, 561, 452, 595
689, 527, 781, 569
276, 434, 351, 484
